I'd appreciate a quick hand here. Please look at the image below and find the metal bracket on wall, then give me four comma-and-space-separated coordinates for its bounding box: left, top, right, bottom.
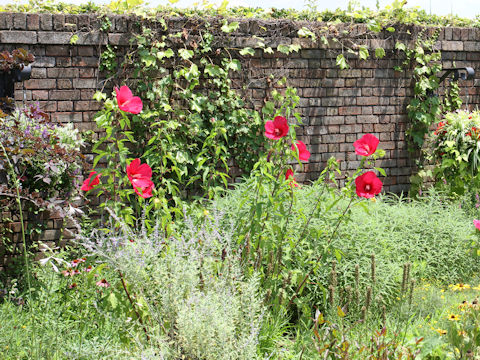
438, 67, 475, 84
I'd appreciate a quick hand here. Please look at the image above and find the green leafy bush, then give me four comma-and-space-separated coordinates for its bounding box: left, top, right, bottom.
430, 110, 480, 195
0, 104, 85, 202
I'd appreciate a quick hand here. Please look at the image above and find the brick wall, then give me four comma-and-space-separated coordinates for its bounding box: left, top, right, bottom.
0, 13, 479, 190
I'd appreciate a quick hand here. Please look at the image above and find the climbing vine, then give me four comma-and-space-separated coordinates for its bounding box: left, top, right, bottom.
394, 30, 462, 151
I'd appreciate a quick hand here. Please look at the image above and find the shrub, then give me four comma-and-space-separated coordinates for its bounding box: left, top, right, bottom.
0, 104, 85, 202
429, 110, 480, 194
81, 210, 265, 359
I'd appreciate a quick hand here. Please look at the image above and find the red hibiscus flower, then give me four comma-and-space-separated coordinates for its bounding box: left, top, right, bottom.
353, 134, 379, 157
285, 169, 299, 187
355, 171, 382, 199
291, 141, 311, 161
264, 116, 289, 140
81, 171, 100, 191
434, 121, 446, 135
126, 158, 154, 199
115, 85, 143, 114
474, 219, 480, 231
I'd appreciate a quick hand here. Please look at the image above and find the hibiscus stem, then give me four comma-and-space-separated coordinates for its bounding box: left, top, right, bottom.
274, 187, 295, 274
291, 184, 327, 252
288, 197, 354, 308
118, 270, 150, 342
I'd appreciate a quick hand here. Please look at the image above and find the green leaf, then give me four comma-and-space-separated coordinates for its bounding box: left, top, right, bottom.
178, 48, 194, 60
375, 47, 386, 59
358, 46, 369, 60
221, 21, 239, 33
386, 26, 395, 32
395, 42, 406, 51
108, 292, 119, 310
239, 47, 255, 56
374, 167, 387, 177
298, 27, 316, 41
69, 34, 78, 45
277, 44, 291, 54
336, 54, 349, 69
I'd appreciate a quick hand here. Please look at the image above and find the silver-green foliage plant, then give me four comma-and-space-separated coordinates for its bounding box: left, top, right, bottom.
81, 210, 264, 360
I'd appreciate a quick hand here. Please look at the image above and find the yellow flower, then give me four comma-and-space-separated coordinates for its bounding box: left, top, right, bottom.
473, 285, 480, 291
448, 313, 460, 321
458, 330, 467, 337
434, 328, 447, 335
451, 283, 471, 291
370, 197, 377, 202
441, 295, 445, 299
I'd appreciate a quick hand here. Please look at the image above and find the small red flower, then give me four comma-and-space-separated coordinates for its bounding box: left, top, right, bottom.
355, 171, 382, 199
285, 169, 299, 187
81, 171, 100, 191
291, 141, 311, 161
474, 219, 480, 231
434, 121, 447, 135
353, 134, 379, 157
115, 85, 143, 114
467, 127, 479, 138
96, 279, 110, 288
264, 116, 289, 140
127, 158, 154, 199
68, 283, 78, 289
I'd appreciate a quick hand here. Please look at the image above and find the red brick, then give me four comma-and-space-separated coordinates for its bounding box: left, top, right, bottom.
31, 90, 49, 100
56, 57, 72, 67
79, 68, 95, 78
46, 45, 70, 56
26, 14, 39, 30
47, 68, 79, 78
57, 79, 72, 89
49, 90, 80, 100
338, 107, 362, 116
24, 79, 56, 90
77, 47, 94, 56
57, 101, 73, 111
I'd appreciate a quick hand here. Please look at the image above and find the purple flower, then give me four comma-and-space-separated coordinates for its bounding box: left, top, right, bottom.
41, 129, 48, 139
24, 126, 30, 136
